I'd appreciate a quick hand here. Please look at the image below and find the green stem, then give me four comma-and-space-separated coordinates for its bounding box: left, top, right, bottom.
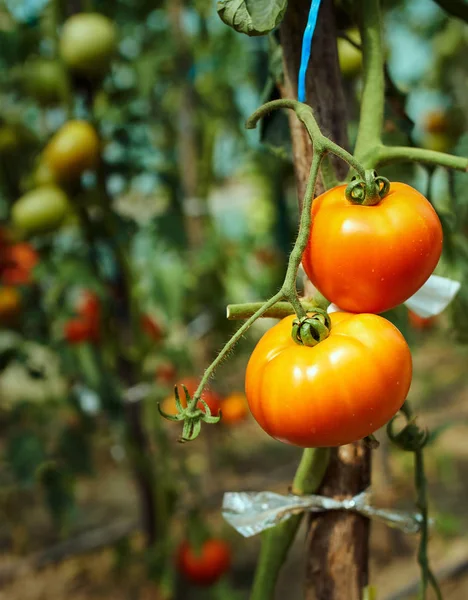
191, 290, 284, 409
250, 448, 330, 600
401, 403, 442, 600
226, 297, 329, 320
374, 145, 468, 171
354, 0, 385, 162
281, 152, 322, 318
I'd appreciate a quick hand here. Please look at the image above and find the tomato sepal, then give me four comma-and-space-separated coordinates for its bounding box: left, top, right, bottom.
345, 170, 390, 206
157, 384, 221, 442
387, 413, 429, 451
291, 309, 331, 347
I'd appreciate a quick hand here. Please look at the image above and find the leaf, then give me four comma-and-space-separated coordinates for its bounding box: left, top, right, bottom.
6, 431, 46, 486
217, 0, 288, 37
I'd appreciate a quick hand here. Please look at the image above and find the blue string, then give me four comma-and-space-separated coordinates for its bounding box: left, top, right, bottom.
298, 0, 323, 103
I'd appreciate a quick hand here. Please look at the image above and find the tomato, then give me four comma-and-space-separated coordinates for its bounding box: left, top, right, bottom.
34, 159, 59, 187
220, 393, 248, 425
60, 13, 117, 77
245, 312, 412, 447
64, 319, 97, 344
77, 291, 100, 322
302, 182, 443, 314
177, 539, 231, 586
44, 121, 100, 182
424, 111, 449, 134
11, 186, 71, 235
23, 59, 67, 105
408, 310, 436, 331
155, 361, 177, 385
0, 242, 39, 285
0, 287, 21, 322
338, 29, 362, 77
161, 377, 222, 416
141, 314, 164, 341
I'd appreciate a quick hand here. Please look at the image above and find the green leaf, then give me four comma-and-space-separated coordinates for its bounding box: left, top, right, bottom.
217, 0, 288, 37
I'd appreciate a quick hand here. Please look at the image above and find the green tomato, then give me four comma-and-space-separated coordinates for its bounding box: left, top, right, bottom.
60, 13, 117, 77
23, 59, 67, 105
12, 186, 71, 235
338, 29, 362, 78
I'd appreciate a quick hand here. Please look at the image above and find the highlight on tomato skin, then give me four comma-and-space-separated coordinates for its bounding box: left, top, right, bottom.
302, 182, 443, 314
177, 538, 231, 586
245, 312, 412, 448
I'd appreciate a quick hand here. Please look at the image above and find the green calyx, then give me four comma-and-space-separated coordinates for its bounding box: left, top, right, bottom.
291, 310, 331, 347
158, 384, 221, 443
387, 414, 429, 452
345, 169, 390, 206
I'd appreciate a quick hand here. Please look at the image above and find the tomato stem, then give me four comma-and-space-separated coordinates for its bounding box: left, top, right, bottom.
250, 448, 330, 600
226, 296, 330, 320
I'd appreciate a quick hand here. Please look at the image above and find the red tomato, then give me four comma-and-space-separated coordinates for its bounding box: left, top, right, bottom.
64, 319, 95, 344
77, 291, 100, 321
141, 314, 164, 341
1, 243, 39, 285
302, 182, 443, 314
177, 539, 231, 586
245, 312, 412, 447
220, 393, 249, 425
408, 310, 437, 330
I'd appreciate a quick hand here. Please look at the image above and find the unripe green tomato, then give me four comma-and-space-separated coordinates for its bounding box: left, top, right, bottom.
34, 159, 59, 187
12, 186, 71, 235
338, 29, 362, 78
60, 13, 117, 77
23, 59, 67, 105
44, 120, 100, 182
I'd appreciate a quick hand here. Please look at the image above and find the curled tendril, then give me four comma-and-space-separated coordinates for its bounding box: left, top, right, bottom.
292, 309, 331, 347
387, 414, 429, 452
158, 384, 221, 443
345, 169, 390, 206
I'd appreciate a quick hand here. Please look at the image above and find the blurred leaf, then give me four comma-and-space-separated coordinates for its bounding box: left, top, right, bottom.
217, 0, 287, 36
37, 461, 76, 531
56, 425, 93, 476
6, 431, 46, 486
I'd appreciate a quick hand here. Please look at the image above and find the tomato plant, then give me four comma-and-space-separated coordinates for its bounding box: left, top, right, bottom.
44, 121, 100, 182
161, 377, 222, 416
245, 312, 412, 447
64, 318, 97, 344
0, 243, 38, 285
177, 539, 231, 586
60, 13, 117, 77
141, 314, 164, 342
302, 182, 443, 314
11, 186, 71, 235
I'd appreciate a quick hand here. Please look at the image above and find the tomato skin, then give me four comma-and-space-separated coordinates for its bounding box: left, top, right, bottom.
408, 310, 436, 330
60, 13, 117, 77
12, 186, 70, 235
245, 312, 412, 447
44, 121, 100, 182
302, 182, 443, 314
0, 243, 38, 285
0, 287, 21, 322
64, 319, 96, 344
23, 59, 67, 105
220, 393, 249, 425
177, 539, 231, 586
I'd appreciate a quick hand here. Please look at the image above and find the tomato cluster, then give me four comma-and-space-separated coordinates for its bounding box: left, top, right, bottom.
246, 179, 443, 447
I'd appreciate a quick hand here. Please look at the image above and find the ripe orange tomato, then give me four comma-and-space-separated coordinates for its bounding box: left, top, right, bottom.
0, 287, 21, 322
141, 314, 164, 341
44, 121, 100, 182
245, 312, 412, 447
220, 393, 248, 425
64, 318, 97, 344
0, 242, 38, 285
60, 13, 117, 77
408, 310, 436, 330
177, 539, 231, 586
302, 182, 443, 314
